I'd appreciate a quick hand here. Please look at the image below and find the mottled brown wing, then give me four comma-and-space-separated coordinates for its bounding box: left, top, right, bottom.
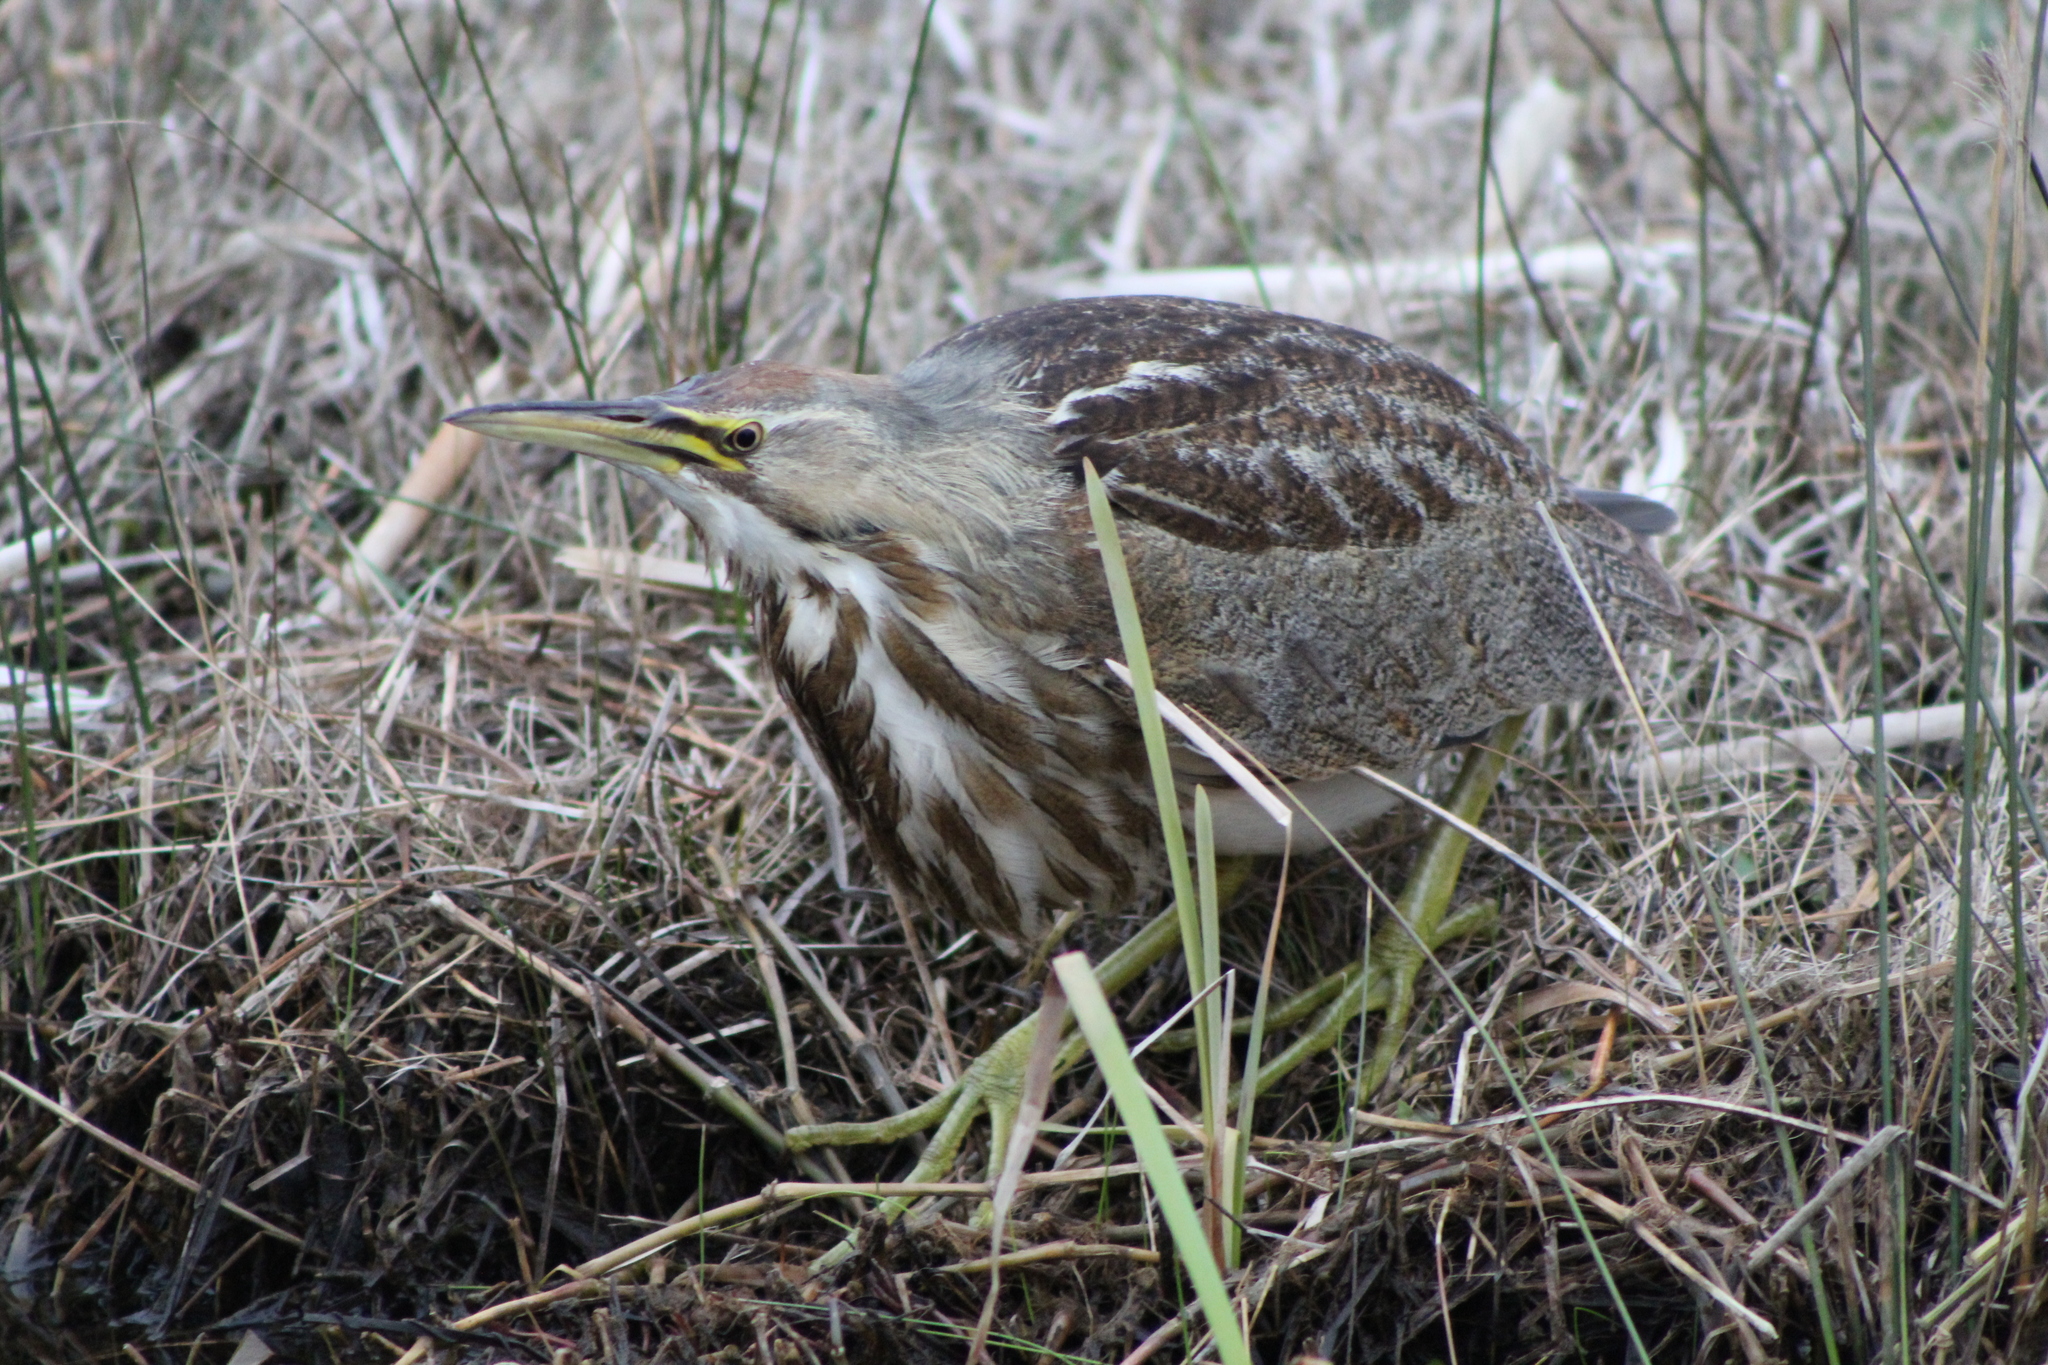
933, 295, 1559, 550
923, 297, 1691, 777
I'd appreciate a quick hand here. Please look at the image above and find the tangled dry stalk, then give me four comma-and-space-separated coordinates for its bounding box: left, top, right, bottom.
2, 0, 2044, 1360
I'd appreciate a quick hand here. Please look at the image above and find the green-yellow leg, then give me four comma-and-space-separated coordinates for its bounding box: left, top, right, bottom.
795, 909, 1189, 1271
790, 900, 1189, 1162
790, 856, 1258, 1163
1253, 713, 1526, 1101
793, 714, 1525, 1258
793, 861, 1259, 1266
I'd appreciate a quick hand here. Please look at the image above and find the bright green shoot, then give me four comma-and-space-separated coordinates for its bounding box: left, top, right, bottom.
1081, 459, 1215, 1107
1054, 951, 1250, 1365
1194, 787, 1239, 1267
1085, 459, 1258, 1268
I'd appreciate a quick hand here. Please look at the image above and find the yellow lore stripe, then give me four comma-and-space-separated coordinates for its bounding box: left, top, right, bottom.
652, 405, 750, 471
447, 402, 748, 474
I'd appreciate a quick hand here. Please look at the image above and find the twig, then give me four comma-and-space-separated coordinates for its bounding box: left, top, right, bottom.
939, 1238, 1161, 1274
746, 895, 910, 1116
1560, 1168, 1778, 1340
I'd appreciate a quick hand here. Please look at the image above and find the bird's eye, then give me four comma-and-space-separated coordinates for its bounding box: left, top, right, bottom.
725, 421, 765, 454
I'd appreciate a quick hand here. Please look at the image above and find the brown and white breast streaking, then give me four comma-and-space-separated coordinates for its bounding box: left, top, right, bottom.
450, 296, 1689, 952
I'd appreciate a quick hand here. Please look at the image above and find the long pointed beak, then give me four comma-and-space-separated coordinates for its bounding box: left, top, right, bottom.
446, 397, 744, 474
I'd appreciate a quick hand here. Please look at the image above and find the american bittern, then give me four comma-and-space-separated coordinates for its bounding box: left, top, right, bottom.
450, 296, 1686, 1170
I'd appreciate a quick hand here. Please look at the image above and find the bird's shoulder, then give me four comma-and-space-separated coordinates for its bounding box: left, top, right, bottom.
911, 296, 1555, 553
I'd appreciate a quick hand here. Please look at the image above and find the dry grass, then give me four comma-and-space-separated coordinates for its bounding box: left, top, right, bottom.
2, 0, 2044, 1360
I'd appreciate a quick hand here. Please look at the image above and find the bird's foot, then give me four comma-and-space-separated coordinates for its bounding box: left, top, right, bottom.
791, 718, 1524, 1266
1253, 715, 1528, 1103
788, 910, 1190, 1270
1246, 896, 1500, 1097
787, 860, 1257, 1176
788, 1006, 1039, 1213
791, 1029, 1032, 1273
788, 914, 1187, 1173
787, 996, 1042, 1163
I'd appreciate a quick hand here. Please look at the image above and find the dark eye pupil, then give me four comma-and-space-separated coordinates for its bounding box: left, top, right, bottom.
730, 424, 760, 451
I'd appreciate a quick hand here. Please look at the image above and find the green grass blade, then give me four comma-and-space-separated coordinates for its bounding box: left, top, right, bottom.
1231, 849, 1288, 1267
444, 0, 595, 391
1053, 951, 1249, 1365
1193, 787, 1232, 1267
1844, 0, 1907, 1352
853, 0, 940, 373
1134, 0, 1266, 309
1472, 0, 1503, 399
1082, 459, 1209, 1081
731, 0, 807, 364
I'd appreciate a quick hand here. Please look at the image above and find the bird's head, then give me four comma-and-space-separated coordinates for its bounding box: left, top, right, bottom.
448, 359, 1053, 575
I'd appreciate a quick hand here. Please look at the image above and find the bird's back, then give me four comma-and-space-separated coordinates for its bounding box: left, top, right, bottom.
913, 296, 1690, 779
